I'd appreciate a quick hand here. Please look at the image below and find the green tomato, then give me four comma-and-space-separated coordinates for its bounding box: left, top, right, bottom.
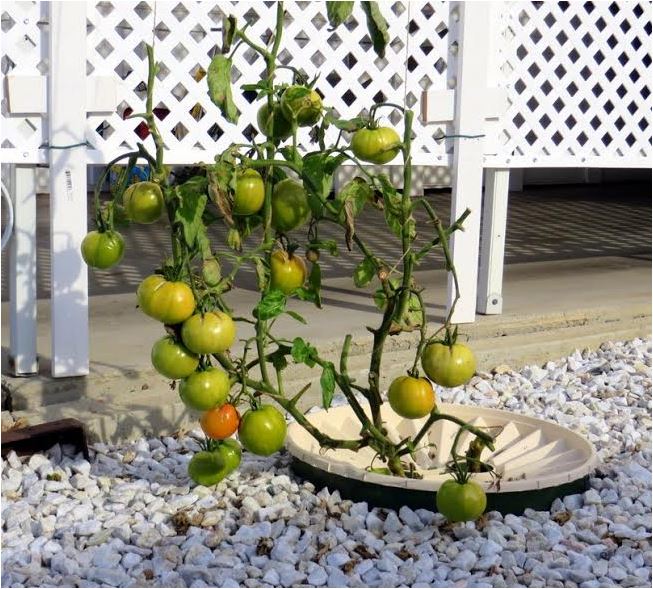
270, 250, 307, 294
238, 404, 287, 456
257, 103, 293, 140
187, 450, 226, 486
136, 275, 196, 325
351, 126, 401, 164
387, 376, 436, 419
123, 181, 164, 224
280, 85, 323, 127
150, 336, 199, 379
271, 179, 310, 233
436, 479, 487, 522
81, 230, 124, 269
181, 311, 236, 355
179, 367, 230, 411
217, 438, 242, 473
421, 342, 476, 388
233, 169, 265, 216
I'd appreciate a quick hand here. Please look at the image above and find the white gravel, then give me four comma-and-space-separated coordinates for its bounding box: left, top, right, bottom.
2, 338, 651, 588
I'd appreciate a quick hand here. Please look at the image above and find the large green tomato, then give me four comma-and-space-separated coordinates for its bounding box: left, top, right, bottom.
179, 367, 230, 411
181, 311, 236, 355
271, 179, 310, 233
81, 230, 124, 269
436, 479, 487, 522
187, 450, 225, 486
137, 275, 196, 324
233, 169, 265, 216
123, 181, 164, 224
257, 103, 293, 140
388, 376, 435, 419
280, 85, 323, 127
151, 336, 199, 379
421, 342, 476, 387
270, 250, 307, 294
238, 405, 287, 456
351, 127, 401, 164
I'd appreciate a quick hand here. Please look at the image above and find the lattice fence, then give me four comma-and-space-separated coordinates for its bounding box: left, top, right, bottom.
2, 1, 453, 165
490, 0, 652, 167
1, 1, 651, 167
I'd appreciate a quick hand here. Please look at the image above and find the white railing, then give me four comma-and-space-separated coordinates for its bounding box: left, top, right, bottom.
1, 1, 651, 377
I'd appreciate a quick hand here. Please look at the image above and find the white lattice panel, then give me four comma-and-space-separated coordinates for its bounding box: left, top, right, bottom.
0, 1, 48, 163
489, 1, 652, 168
84, 0, 452, 165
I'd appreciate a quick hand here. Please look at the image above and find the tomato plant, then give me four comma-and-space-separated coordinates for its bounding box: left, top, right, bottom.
436, 479, 487, 522
388, 375, 435, 419
257, 103, 292, 140
81, 230, 124, 269
239, 404, 287, 456
179, 367, 230, 411
84, 2, 496, 501
422, 341, 477, 388
233, 169, 265, 216
201, 403, 240, 440
187, 450, 225, 486
151, 336, 199, 379
271, 179, 310, 233
270, 250, 307, 294
281, 86, 323, 127
137, 275, 196, 325
181, 311, 236, 355
123, 181, 164, 224
351, 126, 401, 164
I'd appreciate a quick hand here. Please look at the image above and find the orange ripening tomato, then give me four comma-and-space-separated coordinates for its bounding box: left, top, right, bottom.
201, 404, 241, 440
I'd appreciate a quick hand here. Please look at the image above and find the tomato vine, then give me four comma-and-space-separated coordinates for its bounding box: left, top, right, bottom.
86, 2, 499, 485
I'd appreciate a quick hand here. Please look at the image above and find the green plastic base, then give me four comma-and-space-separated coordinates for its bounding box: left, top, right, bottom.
291, 458, 590, 515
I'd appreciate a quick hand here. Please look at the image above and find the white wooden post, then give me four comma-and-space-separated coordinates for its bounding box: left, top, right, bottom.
8, 164, 39, 375
446, 2, 491, 323
477, 168, 510, 314
48, 1, 89, 377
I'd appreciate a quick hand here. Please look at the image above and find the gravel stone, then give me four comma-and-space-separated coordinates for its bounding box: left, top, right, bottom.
1, 339, 650, 588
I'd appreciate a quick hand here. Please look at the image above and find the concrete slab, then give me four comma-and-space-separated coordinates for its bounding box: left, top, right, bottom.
1, 254, 650, 442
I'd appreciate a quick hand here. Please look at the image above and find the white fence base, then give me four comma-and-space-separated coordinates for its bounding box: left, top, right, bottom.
477, 168, 510, 315
8, 164, 38, 376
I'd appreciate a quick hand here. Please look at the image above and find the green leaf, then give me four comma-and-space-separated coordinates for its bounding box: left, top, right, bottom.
320, 362, 336, 409
253, 289, 287, 321
324, 109, 368, 132
327, 1, 354, 27
286, 310, 307, 324
227, 227, 241, 251
308, 239, 339, 256
353, 256, 376, 288
291, 337, 318, 368
335, 177, 373, 249
361, 1, 390, 59
376, 174, 415, 240
174, 178, 208, 249
270, 344, 291, 371
302, 151, 348, 217
207, 54, 240, 124
222, 15, 237, 53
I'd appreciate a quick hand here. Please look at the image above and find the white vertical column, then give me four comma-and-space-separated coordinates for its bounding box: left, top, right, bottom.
446, 1, 491, 324
8, 165, 38, 375
477, 168, 510, 314
48, 1, 89, 377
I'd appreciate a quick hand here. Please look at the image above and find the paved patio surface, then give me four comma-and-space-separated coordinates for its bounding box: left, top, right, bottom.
2, 181, 651, 299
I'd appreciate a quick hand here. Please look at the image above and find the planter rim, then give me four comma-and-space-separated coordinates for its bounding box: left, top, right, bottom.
286, 402, 598, 494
